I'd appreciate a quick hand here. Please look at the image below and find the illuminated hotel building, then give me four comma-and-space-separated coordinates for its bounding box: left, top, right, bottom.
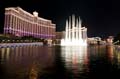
4, 7, 56, 39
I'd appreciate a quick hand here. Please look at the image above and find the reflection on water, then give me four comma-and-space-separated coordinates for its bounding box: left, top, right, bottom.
1, 45, 120, 79
106, 46, 114, 62
29, 62, 39, 79
0, 46, 55, 79
114, 46, 120, 69
106, 45, 120, 68
61, 46, 89, 78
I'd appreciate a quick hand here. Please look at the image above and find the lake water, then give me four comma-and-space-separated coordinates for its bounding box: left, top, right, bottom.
0, 45, 120, 79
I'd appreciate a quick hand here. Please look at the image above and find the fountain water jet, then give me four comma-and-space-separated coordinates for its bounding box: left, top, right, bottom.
61, 15, 87, 46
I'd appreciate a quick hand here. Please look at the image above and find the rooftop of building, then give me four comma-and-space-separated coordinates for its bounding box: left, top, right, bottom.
5, 7, 56, 25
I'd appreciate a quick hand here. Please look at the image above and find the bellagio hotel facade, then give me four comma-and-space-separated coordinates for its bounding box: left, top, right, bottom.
4, 7, 56, 39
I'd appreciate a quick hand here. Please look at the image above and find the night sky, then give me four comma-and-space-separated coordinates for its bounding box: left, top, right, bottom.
0, 0, 120, 38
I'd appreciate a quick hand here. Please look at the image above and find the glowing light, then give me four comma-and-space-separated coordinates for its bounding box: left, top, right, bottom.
61, 15, 87, 46
61, 46, 88, 72
33, 11, 38, 17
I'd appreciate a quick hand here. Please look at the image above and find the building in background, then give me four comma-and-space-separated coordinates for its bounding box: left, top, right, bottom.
4, 7, 56, 39
55, 31, 65, 44
87, 37, 106, 45
106, 36, 114, 45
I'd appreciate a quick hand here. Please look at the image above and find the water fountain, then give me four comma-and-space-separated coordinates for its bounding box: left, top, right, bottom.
61, 15, 87, 46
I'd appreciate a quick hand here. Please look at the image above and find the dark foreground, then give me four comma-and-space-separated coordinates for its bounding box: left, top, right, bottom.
0, 45, 120, 79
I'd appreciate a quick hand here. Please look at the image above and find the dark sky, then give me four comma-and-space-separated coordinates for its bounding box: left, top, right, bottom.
0, 0, 120, 38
